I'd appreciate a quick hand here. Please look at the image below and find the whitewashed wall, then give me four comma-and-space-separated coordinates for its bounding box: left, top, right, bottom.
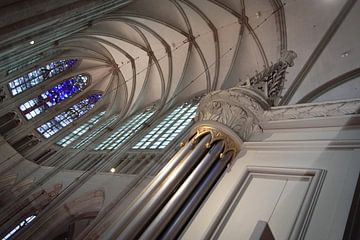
182, 116, 360, 240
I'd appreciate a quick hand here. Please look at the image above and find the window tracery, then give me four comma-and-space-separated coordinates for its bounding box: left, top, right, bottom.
73, 115, 118, 149
8, 59, 77, 96
36, 94, 102, 138
94, 109, 155, 151
57, 111, 105, 147
19, 74, 88, 120
132, 102, 198, 150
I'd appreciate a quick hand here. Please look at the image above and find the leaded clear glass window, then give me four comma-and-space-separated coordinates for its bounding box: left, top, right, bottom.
73, 115, 119, 149
94, 109, 155, 151
3, 215, 36, 240
8, 59, 77, 96
37, 94, 102, 138
56, 111, 105, 147
19, 74, 88, 120
132, 102, 198, 150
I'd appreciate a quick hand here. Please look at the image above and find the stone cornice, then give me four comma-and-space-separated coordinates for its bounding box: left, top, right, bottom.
265, 98, 360, 121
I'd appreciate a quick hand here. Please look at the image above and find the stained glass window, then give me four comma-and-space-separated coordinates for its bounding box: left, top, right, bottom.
94, 109, 155, 151
2, 215, 37, 240
37, 94, 102, 138
8, 59, 77, 96
74, 115, 119, 149
57, 111, 105, 147
19, 74, 89, 120
132, 102, 198, 150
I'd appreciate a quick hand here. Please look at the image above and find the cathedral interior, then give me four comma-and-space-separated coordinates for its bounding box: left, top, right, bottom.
0, 0, 359, 239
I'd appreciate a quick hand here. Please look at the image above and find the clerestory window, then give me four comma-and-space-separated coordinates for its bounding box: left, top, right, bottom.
73, 115, 119, 149
36, 94, 102, 138
19, 74, 89, 120
56, 111, 105, 147
132, 101, 198, 150
8, 59, 77, 96
94, 108, 155, 151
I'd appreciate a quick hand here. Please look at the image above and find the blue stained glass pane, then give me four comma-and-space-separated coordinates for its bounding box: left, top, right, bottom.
36, 94, 102, 138
19, 74, 88, 120
8, 59, 77, 96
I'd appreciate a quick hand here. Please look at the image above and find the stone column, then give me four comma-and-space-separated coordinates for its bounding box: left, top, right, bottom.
112, 86, 269, 239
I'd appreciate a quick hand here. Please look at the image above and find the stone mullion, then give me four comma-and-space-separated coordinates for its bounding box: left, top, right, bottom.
147, 122, 194, 177
0, 60, 82, 113
57, 112, 115, 149
94, 110, 161, 171
23, 113, 106, 167
86, 110, 150, 151
27, 108, 106, 158
145, 106, 189, 148
3, 84, 102, 143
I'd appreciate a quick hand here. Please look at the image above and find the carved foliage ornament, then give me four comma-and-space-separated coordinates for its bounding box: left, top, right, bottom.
195, 87, 269, 141
265, 99, 360, 121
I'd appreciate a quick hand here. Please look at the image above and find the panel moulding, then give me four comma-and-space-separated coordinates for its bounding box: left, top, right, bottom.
205, 166, 327, 240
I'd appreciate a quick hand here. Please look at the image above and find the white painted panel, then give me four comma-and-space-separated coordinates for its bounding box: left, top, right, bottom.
217, 176, 310, 240
218, 177, 287, 240
269, 179, 310, 240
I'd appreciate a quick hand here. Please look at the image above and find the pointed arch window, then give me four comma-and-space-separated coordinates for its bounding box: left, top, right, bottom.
8, 59, 77, 96
19, 74, 89, 120
94, 108, 155, 151
73, 115, 119, 149
132, 101, 198, 150
2, 215, 37, 240
37, 94, 102, 138
57, 111, 105, 147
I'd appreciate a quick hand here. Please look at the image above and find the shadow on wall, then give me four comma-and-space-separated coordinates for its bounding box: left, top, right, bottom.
33, 190, 105, 240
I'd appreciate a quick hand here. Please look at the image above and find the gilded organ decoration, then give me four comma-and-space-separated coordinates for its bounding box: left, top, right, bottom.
187, 125, 241, 159
195, 87, 269, 142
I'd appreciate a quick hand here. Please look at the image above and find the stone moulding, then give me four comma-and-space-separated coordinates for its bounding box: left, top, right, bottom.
265, 98, 360, 121
195, 87, 269, 142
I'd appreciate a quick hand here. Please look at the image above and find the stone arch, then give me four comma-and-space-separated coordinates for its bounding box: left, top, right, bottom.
31, 190, 105, 240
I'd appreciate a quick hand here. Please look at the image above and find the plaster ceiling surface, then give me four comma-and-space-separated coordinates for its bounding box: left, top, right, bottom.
54, 0, 359, 119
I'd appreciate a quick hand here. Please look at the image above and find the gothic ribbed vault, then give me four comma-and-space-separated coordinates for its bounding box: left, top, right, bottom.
46, 0, 360, 120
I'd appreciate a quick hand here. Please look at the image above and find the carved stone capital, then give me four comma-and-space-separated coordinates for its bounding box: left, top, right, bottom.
195, 87, 270, 141
280, 50, 297, 67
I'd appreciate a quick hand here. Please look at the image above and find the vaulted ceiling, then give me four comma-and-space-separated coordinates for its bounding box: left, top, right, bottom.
50, 0, 360, 118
